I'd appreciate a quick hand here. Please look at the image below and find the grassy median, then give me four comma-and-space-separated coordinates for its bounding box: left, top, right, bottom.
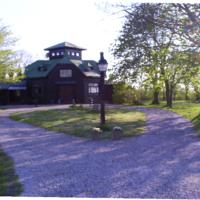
11, 106, 146, 139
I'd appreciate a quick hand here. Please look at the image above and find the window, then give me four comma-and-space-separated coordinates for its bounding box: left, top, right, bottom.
52, 52, 55, 56
76, 52, 80, 57
60, 69, 72, 78
56, 52, 60, 56
60, 51, 64, 55
71, 52, 75, 56
88, 83, 99, 94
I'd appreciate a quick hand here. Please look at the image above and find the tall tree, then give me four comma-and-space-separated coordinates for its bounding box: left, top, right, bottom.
0, 21, 18, 83
112, 3, 200, 107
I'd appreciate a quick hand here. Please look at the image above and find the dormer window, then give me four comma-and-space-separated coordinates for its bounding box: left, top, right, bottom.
60, 69, 72, 78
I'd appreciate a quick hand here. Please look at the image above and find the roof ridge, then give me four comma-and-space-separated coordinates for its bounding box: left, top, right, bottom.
44, 42, 86, 51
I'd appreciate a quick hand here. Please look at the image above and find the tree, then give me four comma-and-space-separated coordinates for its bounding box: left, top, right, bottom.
112, 3, 200, 107
0, 20, 18, 83
112, 82, 135, 104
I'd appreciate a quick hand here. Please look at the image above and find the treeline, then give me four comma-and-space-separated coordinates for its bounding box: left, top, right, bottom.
111, 82, 199, 105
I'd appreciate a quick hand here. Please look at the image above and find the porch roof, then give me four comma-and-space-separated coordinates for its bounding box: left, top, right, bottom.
0, 80, 27, 90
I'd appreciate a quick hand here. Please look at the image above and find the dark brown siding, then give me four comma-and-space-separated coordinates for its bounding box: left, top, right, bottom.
27, 63, 113, 104
47, 63, 85, 103
28, 63, 86, 104
104, 84, 113, 103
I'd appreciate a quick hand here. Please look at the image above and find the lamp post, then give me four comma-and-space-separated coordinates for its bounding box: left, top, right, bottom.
98, 52, 108, 125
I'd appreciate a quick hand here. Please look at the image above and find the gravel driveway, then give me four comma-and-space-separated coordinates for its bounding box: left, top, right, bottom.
0, 105, 200, 198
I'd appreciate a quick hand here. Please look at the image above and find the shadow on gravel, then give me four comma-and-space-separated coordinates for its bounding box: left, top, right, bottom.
1, 108, 200, 198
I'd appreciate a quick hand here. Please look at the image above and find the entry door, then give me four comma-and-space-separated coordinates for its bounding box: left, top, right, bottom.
58, 85, 75, 104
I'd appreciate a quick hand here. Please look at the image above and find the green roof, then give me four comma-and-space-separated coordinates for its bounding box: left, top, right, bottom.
44, 42, 86, 51
25, 57, 100, 78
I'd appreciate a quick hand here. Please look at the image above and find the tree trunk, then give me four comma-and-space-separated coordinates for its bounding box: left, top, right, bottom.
185, 86, 189, 101
162, 89, 166, 101
165, 80, 173, 108
195, 93, 200, 102
152, 90, 160, 104
169, 87, 173, 107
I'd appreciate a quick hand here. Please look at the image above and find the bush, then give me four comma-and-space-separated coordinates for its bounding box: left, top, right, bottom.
98, 124, 112, 131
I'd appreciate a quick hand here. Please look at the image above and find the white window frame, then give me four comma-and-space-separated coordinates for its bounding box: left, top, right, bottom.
88, 83, 99, 94
60, 69, 72, 78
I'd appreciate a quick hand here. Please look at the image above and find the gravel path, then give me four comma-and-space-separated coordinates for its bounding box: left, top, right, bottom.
1, 105, 200, 198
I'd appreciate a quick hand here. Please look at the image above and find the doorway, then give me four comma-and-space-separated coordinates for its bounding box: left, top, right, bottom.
58, 85, 76, 104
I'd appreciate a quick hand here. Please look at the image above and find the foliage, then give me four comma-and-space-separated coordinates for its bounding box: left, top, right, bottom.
112, 82, 135, 104
0, 21, 17, 82
11, 107, 146, 139
112, 3, 200, 107
0, 148, 22, 196
0, 21, 29, 83
112, 82, 146, 105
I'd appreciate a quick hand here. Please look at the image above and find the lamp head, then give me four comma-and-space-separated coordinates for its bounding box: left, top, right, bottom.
98, 52, 108, 72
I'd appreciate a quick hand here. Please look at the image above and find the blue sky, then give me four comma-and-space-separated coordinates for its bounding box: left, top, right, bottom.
0, 0, 127, 64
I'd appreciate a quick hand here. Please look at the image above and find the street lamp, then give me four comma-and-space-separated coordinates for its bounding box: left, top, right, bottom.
98, 52, 108, 125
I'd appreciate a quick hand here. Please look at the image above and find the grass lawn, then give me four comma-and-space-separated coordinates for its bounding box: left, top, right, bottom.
143, 100, 200, 134
11, 106, 146, 139
0, 148, 22, 196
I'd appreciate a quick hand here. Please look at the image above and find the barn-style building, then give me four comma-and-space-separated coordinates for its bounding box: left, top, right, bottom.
0, 42, 113, 105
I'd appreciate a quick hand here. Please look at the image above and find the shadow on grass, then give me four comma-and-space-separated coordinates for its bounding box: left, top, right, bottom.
191, 114, 200, 133
0, 148, 22, 196
11, 108, 146, 140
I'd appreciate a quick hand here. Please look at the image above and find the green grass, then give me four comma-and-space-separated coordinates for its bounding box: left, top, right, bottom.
11, 106, 146, 139
142, 100, 200, 134
0, 149, 22, 196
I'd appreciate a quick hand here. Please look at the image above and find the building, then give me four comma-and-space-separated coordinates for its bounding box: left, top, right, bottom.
0, 42, 113, 105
